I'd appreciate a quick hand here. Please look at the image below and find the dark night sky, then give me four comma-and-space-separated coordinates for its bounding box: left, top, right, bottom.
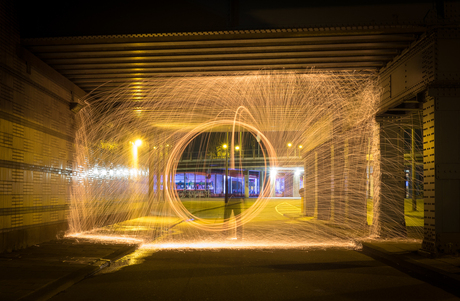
15, 0, 437, 38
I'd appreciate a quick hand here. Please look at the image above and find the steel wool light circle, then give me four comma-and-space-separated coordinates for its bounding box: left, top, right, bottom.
164, 119, 277, 231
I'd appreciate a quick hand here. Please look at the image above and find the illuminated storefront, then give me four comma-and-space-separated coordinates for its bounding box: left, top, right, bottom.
151, 167, 304, 198
173, 170, 262, 198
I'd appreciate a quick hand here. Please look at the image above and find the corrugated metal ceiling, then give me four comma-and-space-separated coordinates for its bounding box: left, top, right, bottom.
22, 26, 426, 99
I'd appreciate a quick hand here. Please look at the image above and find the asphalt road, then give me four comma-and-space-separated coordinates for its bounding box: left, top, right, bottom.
50, 247, 459, 301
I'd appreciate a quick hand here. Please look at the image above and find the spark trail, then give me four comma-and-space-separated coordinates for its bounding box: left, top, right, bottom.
69, 71, 422, 249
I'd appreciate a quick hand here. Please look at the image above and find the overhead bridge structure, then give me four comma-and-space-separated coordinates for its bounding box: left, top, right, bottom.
1, 0, 460, 255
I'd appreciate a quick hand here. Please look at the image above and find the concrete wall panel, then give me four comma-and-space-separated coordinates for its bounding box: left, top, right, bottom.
0, 3, 83, 252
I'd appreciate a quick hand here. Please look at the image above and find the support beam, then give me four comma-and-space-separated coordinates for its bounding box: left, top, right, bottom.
346, 137, 368, 229
333, 144, 346, 224
303, 150, 316, 217
293, 172, 300, 198
244, 170, 249, 198
379, 27, 460, 254
422, 90, 460, 254
375, 117, 406, 238
317, 142, 332, 220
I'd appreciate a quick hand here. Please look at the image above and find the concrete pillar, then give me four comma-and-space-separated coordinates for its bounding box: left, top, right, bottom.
345, 137, 368, 229
270, 171, 276, 197
343, 139, 349, 222
333, 143, 346, 224
148, 140, 155, 213
317, 142, 332, 220
259, 170, 265, 197
156, 145, 162, 202
303, 150, 316, 216
422, 91, 460, 254
284, 172, 294, 197
293, 171, 300, 197
162, 144, 168, 202
374, 117, 406, 238
244, 170, 249, 198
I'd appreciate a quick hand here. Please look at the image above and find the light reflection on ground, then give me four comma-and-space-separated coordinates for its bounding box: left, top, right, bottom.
141, 241, 360, 251
67, 233, 144, 244
93, 239, 360, 275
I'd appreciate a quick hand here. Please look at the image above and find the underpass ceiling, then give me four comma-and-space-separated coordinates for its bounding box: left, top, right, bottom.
22, 26, 426, 102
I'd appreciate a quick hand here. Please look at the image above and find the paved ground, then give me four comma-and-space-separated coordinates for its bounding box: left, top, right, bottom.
48, 247, 460, 301
0, 198, 459, 300
0, 237, 137, 301
1, 234, 460, 300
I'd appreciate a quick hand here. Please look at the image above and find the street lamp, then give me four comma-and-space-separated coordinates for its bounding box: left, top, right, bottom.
134, 139, 142, 147
287, 142, 292, 157
131, 139, 143, 170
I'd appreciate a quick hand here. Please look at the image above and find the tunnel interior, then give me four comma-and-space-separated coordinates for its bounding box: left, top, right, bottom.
67, 72, 423, 248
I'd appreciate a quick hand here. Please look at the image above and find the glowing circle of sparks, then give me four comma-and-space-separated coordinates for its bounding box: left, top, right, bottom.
164, 119, 277, 231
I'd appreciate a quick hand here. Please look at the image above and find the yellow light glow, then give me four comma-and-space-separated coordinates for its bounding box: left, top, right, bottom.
235, 145, 240, 151
298, 145, 303, 149
134, 139, 142, 147
287, 143, 292, 147
222, 144, 228, 149
140, 241, 359, 250
67, 233, 144, 244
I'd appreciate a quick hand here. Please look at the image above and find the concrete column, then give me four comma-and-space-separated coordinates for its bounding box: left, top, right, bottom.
343, 139, 349, 223
156, 145, 162, 202
259, 170, 265, 197
374, 117, 406, 238
342, 136, 367, 229
333, 143, 346, 224
148, 140, 155, 213
270, 171, 276, 197
293, 171, 300, 197
422, 91, 460, 254
162, 144, 168, 202
284, 172, 294, 197
317, 142, 332, 220
303, 150, 315, 216
244, 170, 249, 198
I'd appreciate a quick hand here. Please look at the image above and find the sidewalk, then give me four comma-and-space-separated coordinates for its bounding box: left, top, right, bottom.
0, 237, 139, 301
1, 235, 460, 301
361, 240, 460, 297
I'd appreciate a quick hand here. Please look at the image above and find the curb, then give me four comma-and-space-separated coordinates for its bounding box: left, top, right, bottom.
18, 244, 139, 301
360, 242, 460, 298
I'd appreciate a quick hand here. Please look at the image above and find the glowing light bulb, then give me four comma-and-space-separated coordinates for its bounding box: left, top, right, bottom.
287, 142, 292, 147
222, 144, 228, 149
134, 139, 142, 147
298, 145, 303, 149
235, 145, 240, 151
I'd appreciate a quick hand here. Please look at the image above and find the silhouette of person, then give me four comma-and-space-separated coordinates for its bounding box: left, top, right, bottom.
223, 198, 244, 240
